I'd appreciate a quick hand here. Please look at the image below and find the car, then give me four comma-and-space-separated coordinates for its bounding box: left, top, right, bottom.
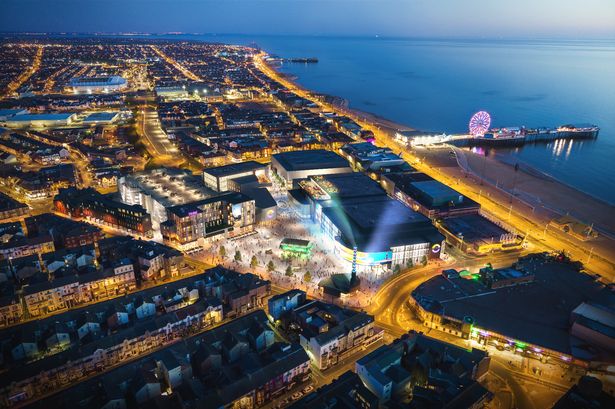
291, 392, 303, 400
302, 385, 314, 394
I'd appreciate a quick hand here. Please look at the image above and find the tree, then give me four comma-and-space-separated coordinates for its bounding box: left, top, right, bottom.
285, 265, 293, 277
267, 260, 275, 273
303, 271, 312, 282
219, 246, 226, 259
406, 258, 414, 269
421, 255, 428, 266
234, 250, 242, 262
393, 264, 401, 274
250, 255, 258, 269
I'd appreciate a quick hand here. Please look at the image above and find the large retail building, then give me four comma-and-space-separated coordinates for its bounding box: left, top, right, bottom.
292, 173, 444, 269
271, 149, 352, 187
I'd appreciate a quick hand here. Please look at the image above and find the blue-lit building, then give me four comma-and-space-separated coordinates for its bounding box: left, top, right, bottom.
296, 173, 444, 269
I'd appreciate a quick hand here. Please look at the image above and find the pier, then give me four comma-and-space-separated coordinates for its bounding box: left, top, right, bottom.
399, 124, 599, 148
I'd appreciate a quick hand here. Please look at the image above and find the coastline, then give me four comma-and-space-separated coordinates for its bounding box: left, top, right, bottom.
269, 56, 612, 207
259, 56, 615, 277
493, 152, 615, 208
270, 60, 414, 133
455, 148, 615, 235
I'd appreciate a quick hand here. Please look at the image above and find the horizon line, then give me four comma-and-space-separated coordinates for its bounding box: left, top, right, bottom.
1, 31, 614, 42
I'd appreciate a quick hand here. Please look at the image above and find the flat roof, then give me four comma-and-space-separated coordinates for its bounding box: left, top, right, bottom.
322, 197, 442, 251
166, 191, 252, 218
5, 113, 75, 122
203, 160, 266, 178
69, 76, 126, 86
411, 180, 462, 200
311, 173, 387, 200
244, 187, 277, 209
122, 168, 216, 208
385, 172, 479, 211
83, 112, 119, 122
0, 109, 25, 117
441, 214, 511, 242
412, 254, 615, 358
342, 142, 403, 161
273, 149, 350, 172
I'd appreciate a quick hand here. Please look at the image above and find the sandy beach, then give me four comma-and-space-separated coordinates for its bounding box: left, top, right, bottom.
457, 149, 615, 236
416, 146, 615, 279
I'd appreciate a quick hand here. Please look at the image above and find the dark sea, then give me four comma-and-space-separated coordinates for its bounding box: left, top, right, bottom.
152, 34, 615, 204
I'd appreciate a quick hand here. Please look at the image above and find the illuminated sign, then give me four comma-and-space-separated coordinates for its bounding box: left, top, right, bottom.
431, 243, 441, 254
336, 241, 391, 265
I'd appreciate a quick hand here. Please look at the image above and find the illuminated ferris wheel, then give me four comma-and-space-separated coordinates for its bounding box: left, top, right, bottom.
469, 111, 491, 136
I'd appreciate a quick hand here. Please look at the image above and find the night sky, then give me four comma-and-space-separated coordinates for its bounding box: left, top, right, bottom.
1, 0, 614, 38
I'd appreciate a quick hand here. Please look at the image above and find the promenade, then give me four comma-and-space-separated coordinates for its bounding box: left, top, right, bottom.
253, 54, 615, 280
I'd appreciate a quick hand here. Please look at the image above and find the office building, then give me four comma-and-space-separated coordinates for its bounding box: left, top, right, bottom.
161, 191, 255, 249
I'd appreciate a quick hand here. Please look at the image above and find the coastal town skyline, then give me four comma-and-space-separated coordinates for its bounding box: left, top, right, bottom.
0, 2, 613, 409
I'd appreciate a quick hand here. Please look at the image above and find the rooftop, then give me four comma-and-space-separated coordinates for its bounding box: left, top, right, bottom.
273, 149, 350, 172
288, 371, 379, 409
4, 113, 75, 122
341, 142, 405, 168
412, 254, 615, 359
82, 112, 119, 122
308, 173, 387, 201
411, 180, 463, 203
356, 330, 489, 404
121, 167, 216, 208
440, 214, 512, 243
203, 160, 266, 178
322, 197, 441, 251
68, 76, 126, 86
293, 299, 373, 345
